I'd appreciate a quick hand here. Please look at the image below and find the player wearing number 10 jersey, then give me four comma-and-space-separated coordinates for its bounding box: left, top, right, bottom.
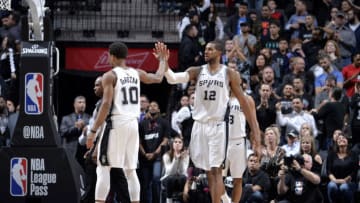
88, 41, 168, 203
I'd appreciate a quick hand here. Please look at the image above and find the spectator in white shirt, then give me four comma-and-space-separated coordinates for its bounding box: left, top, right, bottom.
276, 96, 318, 137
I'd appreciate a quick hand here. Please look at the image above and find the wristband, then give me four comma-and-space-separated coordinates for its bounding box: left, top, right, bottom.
90, 129, 97, 133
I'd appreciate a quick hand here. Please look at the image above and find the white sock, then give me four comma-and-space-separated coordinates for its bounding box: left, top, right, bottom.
221, 193, 231, 203
166, 198, 173, 203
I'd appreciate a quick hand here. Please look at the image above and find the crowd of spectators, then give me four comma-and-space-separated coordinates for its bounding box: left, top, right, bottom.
0, 0, 360, 202
165, 0, 360, 202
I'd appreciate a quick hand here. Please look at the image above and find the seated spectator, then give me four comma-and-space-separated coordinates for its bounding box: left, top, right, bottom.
277, 154, 323, 203
183, 167, 211, 203
160, 135, 190, 203
241, 153, 271, 203
299, 135, 322, 173
281, 130, 301, 156
299, 122, 315, 138
260, 126, 285, 201
326, 134, 359, 203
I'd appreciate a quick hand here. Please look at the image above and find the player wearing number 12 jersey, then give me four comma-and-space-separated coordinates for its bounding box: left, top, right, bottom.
87, 41, 168, 203
163, 40, 261, 203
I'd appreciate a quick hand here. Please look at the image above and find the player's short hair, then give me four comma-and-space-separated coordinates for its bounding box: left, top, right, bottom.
208, 40, 224, 53
109, 42, 128, 59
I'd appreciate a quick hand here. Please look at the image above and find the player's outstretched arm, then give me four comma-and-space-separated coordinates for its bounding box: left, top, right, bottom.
164, 66, 202, 84
139, 42, 169, 84
228, 68, 261, 154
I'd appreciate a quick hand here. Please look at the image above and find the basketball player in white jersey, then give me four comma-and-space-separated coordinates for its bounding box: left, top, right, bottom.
163, 40, 261, 203
223, 65, 259, 203
87, 41, 169, 203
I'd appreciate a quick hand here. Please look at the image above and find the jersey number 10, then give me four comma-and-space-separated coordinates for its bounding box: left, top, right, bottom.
121, 87, 139, 104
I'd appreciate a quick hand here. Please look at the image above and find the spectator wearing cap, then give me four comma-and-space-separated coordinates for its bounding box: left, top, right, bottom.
224, 2, 249, 39
342, 52, 360, 97
281, 129, 300, 156
276, 96, 318, 138
324, 11, 356, 68
314, 54, 344, 95
233, 21, 257, 65
312, 88, 347, 150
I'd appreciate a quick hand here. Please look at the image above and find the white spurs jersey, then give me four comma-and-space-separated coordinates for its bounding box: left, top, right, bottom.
112, 67, 140, 121
229, 96, 246, 140
193, 64, 230, 122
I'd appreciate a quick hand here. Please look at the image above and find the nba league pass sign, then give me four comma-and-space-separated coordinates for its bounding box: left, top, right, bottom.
10, 157, 57, 197
25, 73, 43, 115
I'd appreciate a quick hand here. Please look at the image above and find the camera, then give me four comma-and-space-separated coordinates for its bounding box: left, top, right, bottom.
283, 155, 304, 168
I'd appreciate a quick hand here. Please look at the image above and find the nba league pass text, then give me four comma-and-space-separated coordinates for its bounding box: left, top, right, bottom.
30, 158, 57, 196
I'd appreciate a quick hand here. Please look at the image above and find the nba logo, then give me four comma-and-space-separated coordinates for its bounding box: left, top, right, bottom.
25, 73, 43, 115
10, 157, 27, 196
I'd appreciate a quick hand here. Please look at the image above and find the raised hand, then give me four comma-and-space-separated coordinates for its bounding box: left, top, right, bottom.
153, 42, 170, 61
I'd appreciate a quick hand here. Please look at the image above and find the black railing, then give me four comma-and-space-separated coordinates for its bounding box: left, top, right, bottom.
50, 0, 180, 42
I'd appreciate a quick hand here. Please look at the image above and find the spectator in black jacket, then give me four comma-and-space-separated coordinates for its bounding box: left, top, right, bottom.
255, 83, 277, 132
178, 24, 203, 72
139, 101, 170, 203
241, 153, 271, 203
312, 88, 346, 151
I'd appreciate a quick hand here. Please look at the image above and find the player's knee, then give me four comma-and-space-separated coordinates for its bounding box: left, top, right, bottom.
124, 169, 140, 201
